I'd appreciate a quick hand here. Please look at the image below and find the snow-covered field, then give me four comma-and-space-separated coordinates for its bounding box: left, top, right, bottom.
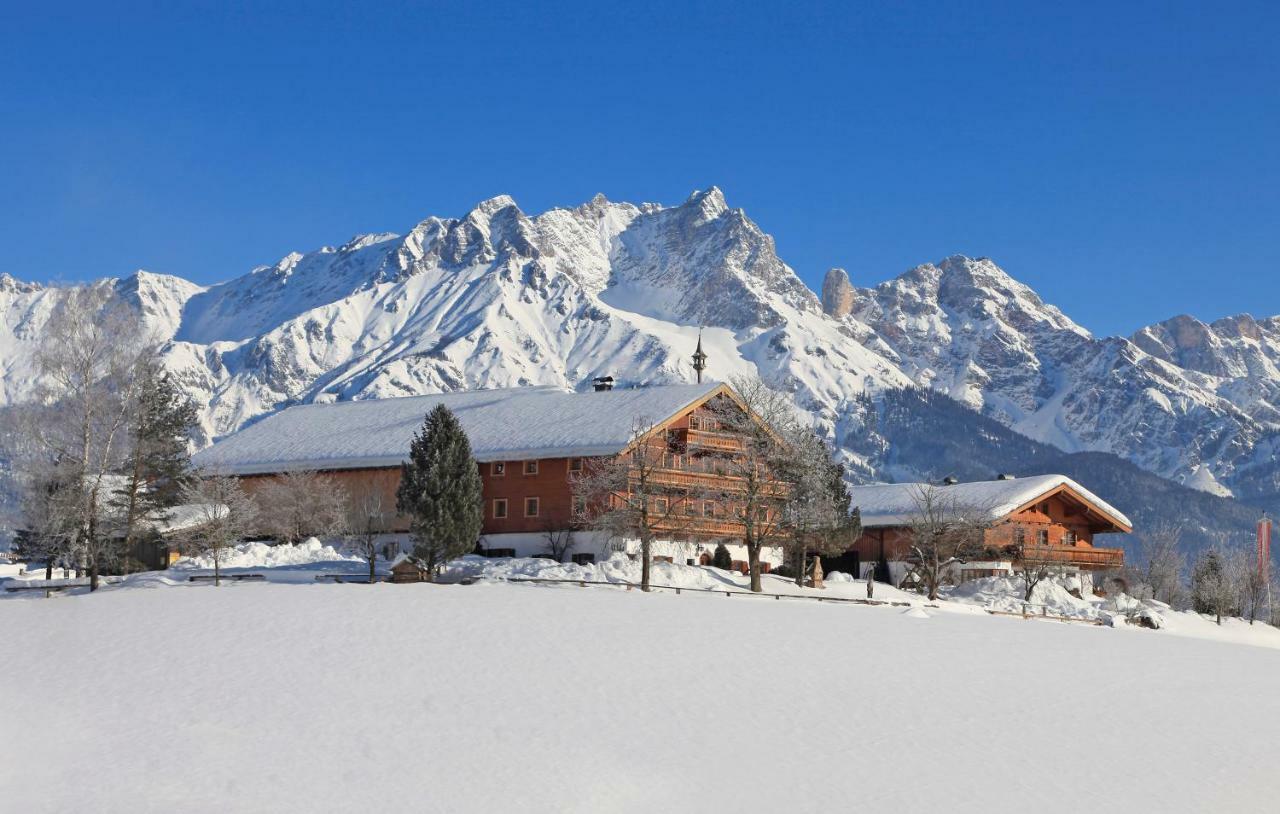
3, 552, 1279, 813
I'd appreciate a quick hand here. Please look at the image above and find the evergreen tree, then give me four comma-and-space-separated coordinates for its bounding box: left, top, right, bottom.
395, 404, 483, 579
1191, 550, 1223, 615
712, 542, 732, 570
115, 363, 198, 571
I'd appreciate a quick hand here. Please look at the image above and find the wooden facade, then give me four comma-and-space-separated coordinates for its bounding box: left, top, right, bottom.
849, 481, 1128, 577
237, 386, 788, 553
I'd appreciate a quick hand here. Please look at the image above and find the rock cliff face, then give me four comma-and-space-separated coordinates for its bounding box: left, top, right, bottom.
820, 268, 855, 317
3, 190, 1280, 508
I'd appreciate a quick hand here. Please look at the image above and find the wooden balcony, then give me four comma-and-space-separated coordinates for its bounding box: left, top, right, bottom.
638, 468, 789, 497
651, 515, 746, 538
682, 428, 744, 453
1017, 545, 1124, 570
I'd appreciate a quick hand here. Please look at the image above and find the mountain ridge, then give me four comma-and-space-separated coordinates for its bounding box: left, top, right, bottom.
2, 189, 1278, 519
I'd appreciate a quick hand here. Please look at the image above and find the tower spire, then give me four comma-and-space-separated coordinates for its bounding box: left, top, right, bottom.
692, 329, 708, 383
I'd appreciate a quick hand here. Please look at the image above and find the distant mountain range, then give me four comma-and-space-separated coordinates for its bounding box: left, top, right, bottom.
2, 187, 1274, 550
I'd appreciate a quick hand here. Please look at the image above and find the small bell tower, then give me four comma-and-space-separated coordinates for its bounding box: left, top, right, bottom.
692, 330, 708, 383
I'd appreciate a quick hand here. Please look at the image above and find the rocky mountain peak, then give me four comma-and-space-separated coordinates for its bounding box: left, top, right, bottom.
684, 186, 728, 224
0, 273, 41, 295
821, 268, 854, 317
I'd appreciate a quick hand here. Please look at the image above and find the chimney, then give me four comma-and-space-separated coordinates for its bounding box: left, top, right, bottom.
997, 473, 1016, 480
592, 376, 614, 392
942, 476, 958, 486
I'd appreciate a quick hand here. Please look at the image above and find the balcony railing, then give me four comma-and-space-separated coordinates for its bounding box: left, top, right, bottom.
638, 468, 789, 497
683, 428, 744, 453
1017, 545, 1124, 569
650, 516, 746, 538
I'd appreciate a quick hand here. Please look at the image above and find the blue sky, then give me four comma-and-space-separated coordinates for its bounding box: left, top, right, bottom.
1, 1, 1276, 336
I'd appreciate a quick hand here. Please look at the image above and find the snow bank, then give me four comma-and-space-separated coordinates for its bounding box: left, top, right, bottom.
171, 538, 359, 570
947, 575, 1100, 621
441, 553, 749, 592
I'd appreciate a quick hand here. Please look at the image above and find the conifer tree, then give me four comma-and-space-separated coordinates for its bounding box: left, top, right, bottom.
115, 363, 198, 570
712, 542, 732, 570
395, 404, 483, 579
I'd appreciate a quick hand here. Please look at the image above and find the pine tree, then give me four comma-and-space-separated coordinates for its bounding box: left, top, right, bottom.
115, 363, 198, 571
1192, 550, 1223, 615
712, 542, 732, 570
395, 404, 483, 579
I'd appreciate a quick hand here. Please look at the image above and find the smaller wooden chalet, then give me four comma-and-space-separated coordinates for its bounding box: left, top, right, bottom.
834, 474, 1130, 586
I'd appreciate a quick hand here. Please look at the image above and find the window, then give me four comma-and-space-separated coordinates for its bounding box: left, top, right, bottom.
654, 497, 668, 514
688, 415, 700, 429
491, 462, 506, 477
492, 499, 508, 519
703, 501, 716, 518
1013, 526, 1025, 545
524, 460, 539, 476
524, 497, 540, 517
1065, 530, 1077, 545
568, 458, 583, 473
1037, 529, 1049, 545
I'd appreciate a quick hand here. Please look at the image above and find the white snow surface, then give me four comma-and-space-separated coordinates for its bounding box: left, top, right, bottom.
192, 382, 721, 473
2, 567, 1278, 812
849, 473, 1132, 528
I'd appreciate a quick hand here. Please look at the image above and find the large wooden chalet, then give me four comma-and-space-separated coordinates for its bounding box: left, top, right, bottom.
832, 474, 1130, 587
192, 381, 788, 569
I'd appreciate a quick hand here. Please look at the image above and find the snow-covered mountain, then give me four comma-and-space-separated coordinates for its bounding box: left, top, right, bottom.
834, 256, 1280, 501
2, 189, 1278, 508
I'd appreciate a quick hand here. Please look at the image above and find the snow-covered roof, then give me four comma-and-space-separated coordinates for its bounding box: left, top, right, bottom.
150, 503, 224, 535
192, 382, 724, 475
850, 474, 1132, 531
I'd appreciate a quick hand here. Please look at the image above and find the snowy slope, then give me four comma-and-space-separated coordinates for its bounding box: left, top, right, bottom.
2, 578, 1278, 812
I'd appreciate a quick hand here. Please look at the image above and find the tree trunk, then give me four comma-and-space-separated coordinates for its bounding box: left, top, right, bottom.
640, 537, 652, 592
214, 548, 221, 587
45, 561, 53, 581
793, 546, 804, 588
748, 543, 762, 593
368, 554, 376, 584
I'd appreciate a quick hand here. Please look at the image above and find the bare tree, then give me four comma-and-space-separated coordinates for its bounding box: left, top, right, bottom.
1009, 544, 1061, 603
19, 286, 153, 590
1131, 522, 1187, 605
573, 417, 706, 592
346, 482, 391, 583
712, 377, 797, 593
177, 471, 259, 586
540, 510, 577, 562
1191, 542, 1248, 625
255, 469, 350, 544
1239, 549, 1269, 625
905, 484, 991, 601
779, 426, 858, 588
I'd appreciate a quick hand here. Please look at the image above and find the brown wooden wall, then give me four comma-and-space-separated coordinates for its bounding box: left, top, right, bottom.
236, 389, 784, 542
240, 458, 579, 536
850, 493, 1107, 565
